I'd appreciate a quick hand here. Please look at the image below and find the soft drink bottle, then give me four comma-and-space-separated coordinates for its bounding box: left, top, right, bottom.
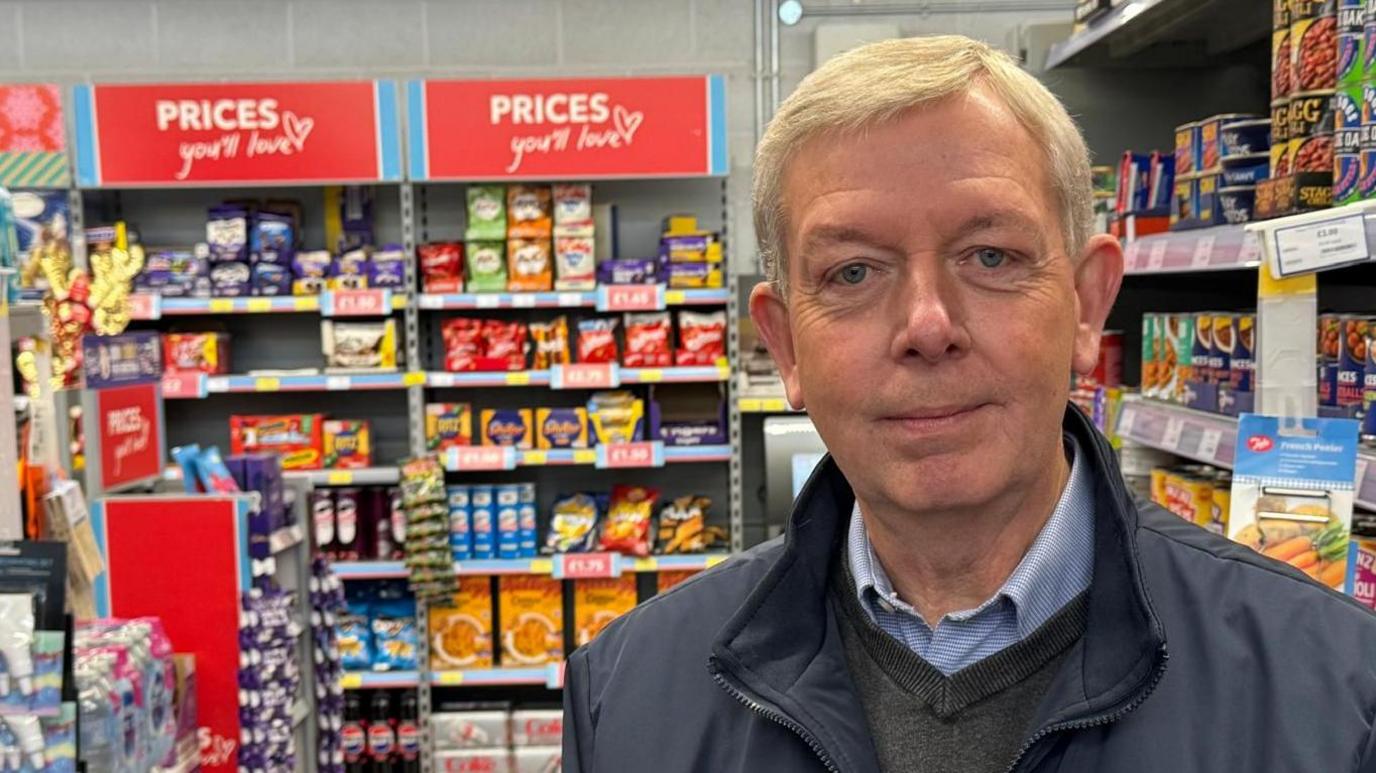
342, 692, 368, 773
367, 689, 396, 772
396, 690, 421, 772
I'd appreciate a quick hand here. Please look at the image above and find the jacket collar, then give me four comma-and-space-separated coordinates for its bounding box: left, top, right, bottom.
710, 405, 1168, 770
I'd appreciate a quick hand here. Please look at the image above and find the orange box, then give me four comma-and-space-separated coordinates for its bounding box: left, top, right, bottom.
429, 577, 493, 671
574, 576, 639, 647
656, 570, 700, 595
499, 575, 563, 665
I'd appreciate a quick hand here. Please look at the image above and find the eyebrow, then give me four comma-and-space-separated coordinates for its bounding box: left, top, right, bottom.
798, 225, 890, 255
951, 210, 1046, 246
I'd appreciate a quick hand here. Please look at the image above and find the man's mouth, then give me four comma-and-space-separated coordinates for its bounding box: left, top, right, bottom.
878, 403, 992, 432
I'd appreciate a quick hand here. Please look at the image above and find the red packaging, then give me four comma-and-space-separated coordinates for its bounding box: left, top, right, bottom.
419, 242, 464, 293
1093, 331, 1124, 387
482, 319, 528, 371
577, 318, 619, 364
229, 414, 325, 470
675, 311, 726, 366
162, 332, 230, 374
623, 313, 672, 367
442, 318, 485, 372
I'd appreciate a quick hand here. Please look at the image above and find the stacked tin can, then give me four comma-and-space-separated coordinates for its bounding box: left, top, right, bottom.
1293, 0, 1336, 209
1336, 0, 1365, 204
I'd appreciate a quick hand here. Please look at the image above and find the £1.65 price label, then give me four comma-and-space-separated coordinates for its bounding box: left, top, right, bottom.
550, 363, 619, 390
448, 445, 517, 471
596, 441, 664, 469
552, 552, 620, 579
324, 289, 390, 316
597, 284, 665, 312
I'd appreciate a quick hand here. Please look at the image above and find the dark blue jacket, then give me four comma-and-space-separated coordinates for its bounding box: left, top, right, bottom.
564, 407, 1376, 772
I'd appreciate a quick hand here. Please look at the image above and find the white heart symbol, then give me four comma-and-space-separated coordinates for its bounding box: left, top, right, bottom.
613, 105, 643, 145
283, 111, 314, 152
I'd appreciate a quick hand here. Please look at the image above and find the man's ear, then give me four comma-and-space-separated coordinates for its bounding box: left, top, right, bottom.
749, 281, 806, 411
1071, 234, 1124, 376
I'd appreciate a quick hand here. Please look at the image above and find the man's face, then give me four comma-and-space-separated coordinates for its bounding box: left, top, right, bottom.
751, 86, 1121, 516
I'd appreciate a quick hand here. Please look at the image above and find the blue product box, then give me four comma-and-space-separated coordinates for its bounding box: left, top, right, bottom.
496, 485, 521, 559
447, 486, 472, 560
469, 485, 496, 559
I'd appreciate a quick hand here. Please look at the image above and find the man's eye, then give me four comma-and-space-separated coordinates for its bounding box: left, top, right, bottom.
836, 264, 869, 285
974, 248, 1007, 268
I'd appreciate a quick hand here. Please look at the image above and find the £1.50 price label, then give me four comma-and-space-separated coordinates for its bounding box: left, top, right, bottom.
596, 441, 664, 469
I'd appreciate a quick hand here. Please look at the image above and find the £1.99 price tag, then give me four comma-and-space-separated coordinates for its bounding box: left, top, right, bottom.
595, 441, 664, 469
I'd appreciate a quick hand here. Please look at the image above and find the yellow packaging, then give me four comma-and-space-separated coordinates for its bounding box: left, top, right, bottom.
1182, 475, 1213, 528
1161, 314, 1183, 400
429, 577, 494, 670
1150, 468, 1169, 507
1210, 478, 1232, 535
657, 569, 701, 594
535, 407, 589, 450
1163, 470, 1185, 518
425, 402, 473, 451
574, 576, 639, 647
662, 215, 700, 234
480, 409, 534, 449
499, 575, 563, 665
587, 392, 644, 445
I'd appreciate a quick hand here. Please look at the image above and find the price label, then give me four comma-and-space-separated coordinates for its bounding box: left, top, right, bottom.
596, 441, 664, 469
209, 298, 235, 313
551, 363, 619, 390
403, 371, 427, 387
327, 471, 353, 485
523, 450, 548, 466
127, 293, 161, 320
160, 371, 206, 399
1271, 212, 1371, 276
475, 294, 502, 309
326, 376, 351, 391
1145, 240, 1168, 270
326, 289, 389, 316
449, 446, 517, 471
634, 369, 664, 383
554, 552, 619, 579
1198, 428, 1222, 460
418, 294, 444, 310
505, 371, 532, 386
293, 296, 318, 312
254, 377, 281, 393
557, 292, 586, 307
1123, 241, 1141, 271
1238, 232, 1262, 264
435, 671, 464, 686
511, 293, 537, 308
428, 373, 455, 388
1116, 407, 1136, 438
597, 284, 664, 312
339, 673, 363, 690
546, 661, 567, 689
206, 376, 230, 393
1162, 418, 1184, 449
246, 297, 273, 312
1191, 235, 1216, 268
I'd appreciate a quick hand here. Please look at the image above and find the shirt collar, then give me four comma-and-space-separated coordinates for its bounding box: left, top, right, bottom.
848, 433, 1096, 637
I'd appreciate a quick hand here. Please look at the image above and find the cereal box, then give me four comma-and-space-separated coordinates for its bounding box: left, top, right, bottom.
426, 403, 473, 451
499, 575, 563, 665
574, 576, 638, 647
656, 570, 701, 594
429, 578, 494, 671
323, 419, 372, 469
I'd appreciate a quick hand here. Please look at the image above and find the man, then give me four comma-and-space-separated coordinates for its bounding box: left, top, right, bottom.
563, 35, 1376, 772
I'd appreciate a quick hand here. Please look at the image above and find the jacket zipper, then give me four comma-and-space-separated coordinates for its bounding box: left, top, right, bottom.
709, 666, 842, 773
1003, 646, 1169, 773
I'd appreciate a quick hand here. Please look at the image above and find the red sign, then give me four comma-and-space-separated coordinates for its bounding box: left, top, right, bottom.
77, 81, 400, 185
598, 441, 663, 469
99, 496, 247, 773
411, 76, 727, 180
558, 552, 618, 579
552, 363, 617, 390
161, 371, 206, 400
128, 293, 160, 320
1247, 435, 1275, 452
449, 446, 516, 471
97, 383, 163, 490
326, 288, 389, 316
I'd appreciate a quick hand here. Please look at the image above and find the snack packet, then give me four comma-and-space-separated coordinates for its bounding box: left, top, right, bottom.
586, 391, 644, 444
425, 403, 473, 451
675, 311, 726, 366
553, 184, 594, 237
507, 185, 553, 238
370, 599, 419, 671
623, 313, 672, 367
544, 494, 600, 554
530, 317, 571, 369
507, 238, 553, 292
465, 242, 507, 292
657, 495, 726, 554
555, 237, 596, 290
598, 485, 659, 556
419, 242, 464, 293
322, 319, 398, 370
577, 318, 619, 364
465, 186, 507, 241
483, 319, 528, 370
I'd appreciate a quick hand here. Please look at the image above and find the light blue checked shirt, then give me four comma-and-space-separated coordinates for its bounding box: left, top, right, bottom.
848, 435, 1095, 676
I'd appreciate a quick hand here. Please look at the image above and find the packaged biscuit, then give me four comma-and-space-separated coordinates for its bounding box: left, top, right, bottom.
230, 414, 324, 470
507, 185, 553, 239
498, 575, 563, 665
163, 332, 230, 374
587, 391, 644, 445
464, 241, 508, 292
480, 409, 533, 449
530, 317, 571, 369
323, 419, 372, 469
426, 403, 473, 451
536, 407, 588, 449
598, 485, 659, 556
544, 494, 600, 554
553, 184, 595, 237
465, 186, 507, 241
574, 576, 638, 647
657, 570, 701, 594
429, 578, 494, 670
322, 319, 398, 370
555, 236, 597, 290
507, 238, 553, 292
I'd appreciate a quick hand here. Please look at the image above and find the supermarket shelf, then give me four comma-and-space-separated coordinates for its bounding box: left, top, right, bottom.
426, 364, 728, 389
1046, 0, 1268, 70
284, 467, 401, 486
417, 287, 729, 310
444, 444, 731, 470
1115, 398, 1238, 469
162, 371, 424, 398
130, 291, 408, 319
737, 396, 801, 414
1122, 224, 1261, 276
332, 553, 728, 581
269, 525, 303, 554
431, 665, 562, 688
339, 670, 419, 690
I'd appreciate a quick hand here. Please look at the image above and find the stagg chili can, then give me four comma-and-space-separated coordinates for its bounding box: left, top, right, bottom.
1278, 0, 1292, 29
1293, 2, 1338, 92
1340, 0, 1365, 83
1290, 90, 1336, 173
1335, 82, 1363, 203
1273, 99, 1294, 176
1361, 80, 1376, 196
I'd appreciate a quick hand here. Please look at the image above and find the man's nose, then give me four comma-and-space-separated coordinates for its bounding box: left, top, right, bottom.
890, 258, 968, 363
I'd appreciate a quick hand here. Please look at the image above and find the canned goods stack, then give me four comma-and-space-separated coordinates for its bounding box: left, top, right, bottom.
1149, 464, 1233, 535
1316, 313, 1376, 442
1139, 311, 1256, 407
1171, 114, 1266, 229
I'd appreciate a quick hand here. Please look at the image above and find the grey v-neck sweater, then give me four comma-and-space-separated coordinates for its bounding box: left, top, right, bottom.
831, 561, 1089, 772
